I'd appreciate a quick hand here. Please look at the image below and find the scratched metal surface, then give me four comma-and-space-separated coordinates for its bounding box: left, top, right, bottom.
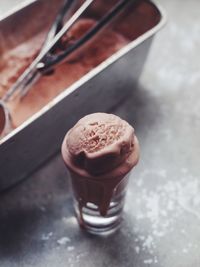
0, 0, 200, 267
0, 0, 163, 191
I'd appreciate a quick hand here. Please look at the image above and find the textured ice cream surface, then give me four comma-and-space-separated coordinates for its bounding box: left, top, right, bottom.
67, 113, 133, 154
0, 18, 128, 129
62, 113, 139, 177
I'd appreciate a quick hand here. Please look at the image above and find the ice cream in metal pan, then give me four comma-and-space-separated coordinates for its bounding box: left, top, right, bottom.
0, 0, 166, 190
0, 0, 135, 137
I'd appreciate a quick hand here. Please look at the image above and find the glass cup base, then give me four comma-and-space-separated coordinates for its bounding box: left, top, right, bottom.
73, 191, 125, 236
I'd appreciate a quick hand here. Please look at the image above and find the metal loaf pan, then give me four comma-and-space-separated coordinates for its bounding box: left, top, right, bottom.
0, 0, 166, 190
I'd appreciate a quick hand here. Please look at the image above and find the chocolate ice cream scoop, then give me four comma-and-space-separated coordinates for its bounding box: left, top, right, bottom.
63, 113, 139, 176
62, 113, 139, 223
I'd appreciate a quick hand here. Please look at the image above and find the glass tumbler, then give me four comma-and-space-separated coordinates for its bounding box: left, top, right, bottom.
68, 170, 131, 235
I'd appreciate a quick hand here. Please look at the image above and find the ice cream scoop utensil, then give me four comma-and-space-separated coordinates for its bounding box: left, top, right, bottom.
0, 0, 92, 136
0, 0, 135, 136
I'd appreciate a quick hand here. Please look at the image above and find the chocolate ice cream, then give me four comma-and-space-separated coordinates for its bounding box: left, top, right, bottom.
0, 18, 128, 130
0, 0, 160, 139
62, 113, 139, 221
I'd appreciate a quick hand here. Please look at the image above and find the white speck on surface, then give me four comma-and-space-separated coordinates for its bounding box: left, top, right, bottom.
154, 257, 158, 263
75, 252, 87, 263
181, 168, 188, 174
182, 248, 188, 254
167, 200, 175, 211
139, 235, 145, 241
136, 213, 145, 220
135, 246, 140, 254
57, 237, 71, 245
62, 216, 77, 226
62, 217, 68, 224
159, 169, 167, 178
67, 246, 75, 251
160, 210, 167, 217
136, 179, 143, 187
142, 235, 154, 251
188, 243, 193, 248
41, 232, 53, 241
152, 230, 165, 238
144, 259, 153, 264
181, 229, 186, 234
39, 206, 46, 212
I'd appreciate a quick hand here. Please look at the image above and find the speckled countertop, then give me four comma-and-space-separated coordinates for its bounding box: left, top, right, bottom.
0, 0, 200, 266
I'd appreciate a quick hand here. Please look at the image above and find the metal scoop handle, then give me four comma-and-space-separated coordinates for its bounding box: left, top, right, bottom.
3, 0, 133, 101
41, 0, 132, 70
2, 0, 75, 102
12, 0, 133, 97
3, 0, 95, 102
0, 0, 137, 136
0, 0, 96, 136
0, 0, 75, 136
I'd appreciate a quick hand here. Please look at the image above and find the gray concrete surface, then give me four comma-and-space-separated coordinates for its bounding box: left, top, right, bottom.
0, 0, 200, 266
